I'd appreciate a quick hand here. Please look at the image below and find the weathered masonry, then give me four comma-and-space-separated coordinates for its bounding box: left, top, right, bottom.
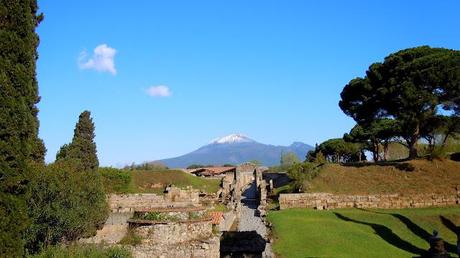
279, 192, 460, 210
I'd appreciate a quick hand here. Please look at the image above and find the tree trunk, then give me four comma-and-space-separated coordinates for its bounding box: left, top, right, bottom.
383, 141, 389, 161
372, 140, 379, 162
407, 126, 419, 159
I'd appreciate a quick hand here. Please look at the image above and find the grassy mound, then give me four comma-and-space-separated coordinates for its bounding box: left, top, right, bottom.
100, 168, 220, 194
267, 207, 460, 258
308, 159, 460, 195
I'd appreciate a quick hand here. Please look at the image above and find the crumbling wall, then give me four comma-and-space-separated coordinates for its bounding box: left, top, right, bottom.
109, 187, 200, 213
129, 217, 219, 258
130, 236, 220, 258
279, 192, 460, 210
133, 220, 213, 244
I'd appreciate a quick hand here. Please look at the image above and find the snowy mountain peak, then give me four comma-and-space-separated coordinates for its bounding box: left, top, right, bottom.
211, 133, 256, 144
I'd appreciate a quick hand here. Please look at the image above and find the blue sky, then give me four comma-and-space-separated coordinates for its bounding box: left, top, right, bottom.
36, 1, 460, 166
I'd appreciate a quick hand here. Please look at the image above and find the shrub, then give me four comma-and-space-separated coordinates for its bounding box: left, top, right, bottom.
99, 167, 132, 193
26, 160, 109, 253
287, 162, 322, 192
119, 230, 142, 246
27, 244, 132, 258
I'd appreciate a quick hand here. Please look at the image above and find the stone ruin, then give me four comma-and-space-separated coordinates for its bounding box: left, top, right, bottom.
128, 207, 219, 258
83, 186, 222, 257
279, 192, 460, 210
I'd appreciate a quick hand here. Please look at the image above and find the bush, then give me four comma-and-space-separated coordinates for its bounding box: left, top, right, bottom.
287, 162, 322, 192
27, 244, 132, 258
99, 167, 132, 193
118, 230, 142, 246
26, 160, 109, 253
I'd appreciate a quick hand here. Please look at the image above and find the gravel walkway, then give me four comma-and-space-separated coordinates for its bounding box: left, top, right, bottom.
237, 182, 274, 257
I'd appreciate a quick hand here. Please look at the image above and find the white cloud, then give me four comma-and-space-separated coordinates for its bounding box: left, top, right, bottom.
146, 85, 172, 97
79, 44, 117, 75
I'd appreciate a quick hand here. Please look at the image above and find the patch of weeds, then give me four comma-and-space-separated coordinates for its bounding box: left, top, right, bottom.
188, 211, 203, 220
212, 203, 229, 212
119, 230, 142, 246
141, 212, 177, 221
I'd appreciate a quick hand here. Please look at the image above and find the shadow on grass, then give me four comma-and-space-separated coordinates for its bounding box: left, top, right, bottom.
341, 161, 415, 171
440, 216, 460, 253
333, 212, 427, 256
357, 209, 458, 254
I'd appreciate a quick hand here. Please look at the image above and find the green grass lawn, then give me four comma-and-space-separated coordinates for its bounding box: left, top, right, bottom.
267, 207, 460, 258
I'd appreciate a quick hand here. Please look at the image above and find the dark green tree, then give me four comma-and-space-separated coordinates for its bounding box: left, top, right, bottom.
280, 152, 300, 169
56, 111, 99, 171
340, 46, 460, 159
344, 119, 399, 161
310, 138, 362, 163
0, 0, 44, 255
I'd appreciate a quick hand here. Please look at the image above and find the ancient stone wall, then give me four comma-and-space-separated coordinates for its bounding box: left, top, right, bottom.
279, 192, 460, 210
109, 189, 199, 213
129, 217, 219, 258
133, 220, 213, 244
130, 236, 220, 258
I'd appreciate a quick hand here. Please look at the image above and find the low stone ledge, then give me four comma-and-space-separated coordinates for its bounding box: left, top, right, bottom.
279, 192, 460, 210
127, 217, 212, 225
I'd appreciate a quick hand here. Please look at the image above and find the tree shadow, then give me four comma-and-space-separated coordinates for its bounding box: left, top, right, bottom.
440, 215, 459, 254
357, 208, 458, 254
342, 161, 415, 171
334, 212, 427, 256
440, 216, 459, 237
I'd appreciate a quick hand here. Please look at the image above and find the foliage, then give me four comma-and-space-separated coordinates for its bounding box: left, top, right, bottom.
56, 111, 99, 171
118, 230, 142, 246
27, 244, 132, 258
308, 138, 363, 163
339, 46, 460, 159
280, 152, 300, 168
125, 161, 168, 171
99, 167, 132, 193
248, 160, 262, 166
344, 119, 398, 161
212, 203, 230, 212
141, 212, 177, 221
287, 162, 321, 192
187, 164, 205, 169
25, 161, 109, 253
0, 0, 44, 255
267, 207, 460, 258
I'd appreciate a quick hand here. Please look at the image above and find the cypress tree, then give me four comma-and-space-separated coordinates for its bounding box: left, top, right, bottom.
0, 0, 44, 256
56, 111, 99, 171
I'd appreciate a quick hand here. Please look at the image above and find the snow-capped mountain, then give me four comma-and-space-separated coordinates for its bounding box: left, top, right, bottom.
156, 134, 313, 168
210, 133, 255, 144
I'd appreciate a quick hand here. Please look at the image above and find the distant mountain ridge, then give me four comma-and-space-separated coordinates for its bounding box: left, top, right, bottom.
157, 134, 313, 168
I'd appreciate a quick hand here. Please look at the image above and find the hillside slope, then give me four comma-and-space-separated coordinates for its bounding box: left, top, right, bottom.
309, 159, 460, 195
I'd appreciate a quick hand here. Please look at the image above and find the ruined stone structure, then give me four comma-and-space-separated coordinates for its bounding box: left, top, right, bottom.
279, 192, 460, 210
128, 207, 219, 258
254, 167, 268, 217
109, 186, 200, 213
